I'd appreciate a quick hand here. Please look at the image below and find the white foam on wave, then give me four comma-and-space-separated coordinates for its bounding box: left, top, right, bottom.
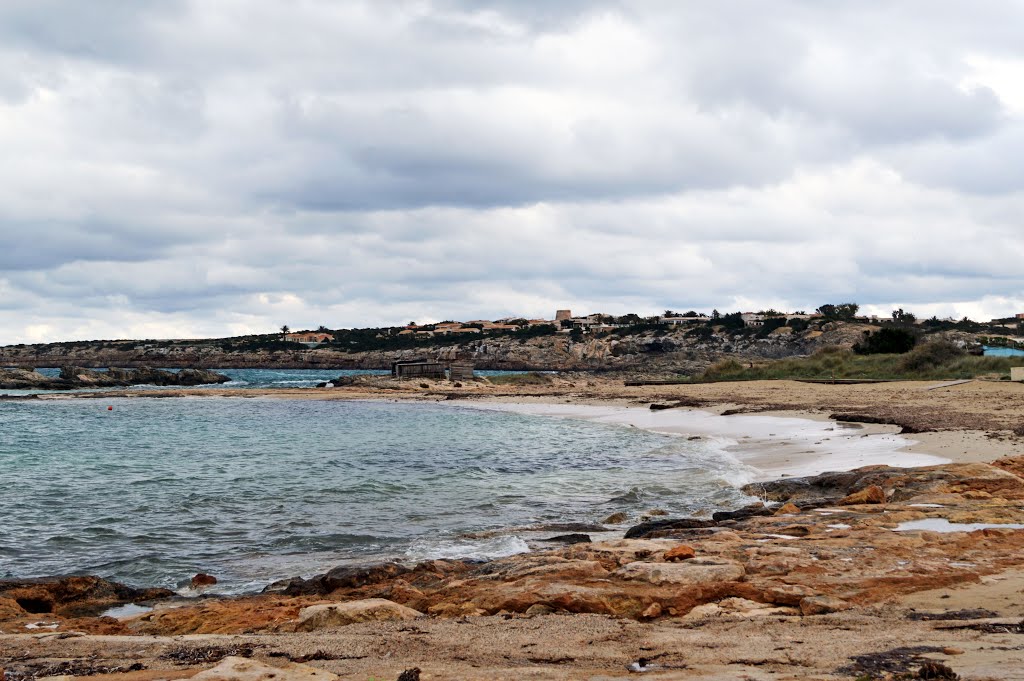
464, 402, 949, 482
404, 534, 531, 563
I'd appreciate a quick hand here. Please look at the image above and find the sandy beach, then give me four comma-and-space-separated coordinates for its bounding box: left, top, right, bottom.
464, 401, 949, 480
6, 376, 1024, 680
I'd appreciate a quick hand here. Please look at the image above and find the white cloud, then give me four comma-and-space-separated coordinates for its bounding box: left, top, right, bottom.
1, 1, 1023, 344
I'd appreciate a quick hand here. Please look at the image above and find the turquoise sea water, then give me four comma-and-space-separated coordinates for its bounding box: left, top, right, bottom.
0, 393, 754, 593
983, 346, 1024, 357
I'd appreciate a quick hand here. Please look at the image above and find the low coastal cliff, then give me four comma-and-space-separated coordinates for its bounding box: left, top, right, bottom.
0, 323, 875, 372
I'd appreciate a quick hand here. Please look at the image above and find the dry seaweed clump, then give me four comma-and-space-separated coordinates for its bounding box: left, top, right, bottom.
160, 643, 259, 664
839, 646, 955, 679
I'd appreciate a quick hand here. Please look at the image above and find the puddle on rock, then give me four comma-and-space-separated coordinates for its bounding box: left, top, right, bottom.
100, 603, 154, 619
894, 519, 1024, 533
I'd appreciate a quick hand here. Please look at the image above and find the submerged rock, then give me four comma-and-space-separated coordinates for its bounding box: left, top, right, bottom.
624, 518, 715, 539
264, 562, 411, 596
191, 573, 218, 587
712, 502, 773, 522
540, 534, 592, 544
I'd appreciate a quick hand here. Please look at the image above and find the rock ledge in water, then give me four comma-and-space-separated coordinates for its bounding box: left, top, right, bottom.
0, 366, 230, 390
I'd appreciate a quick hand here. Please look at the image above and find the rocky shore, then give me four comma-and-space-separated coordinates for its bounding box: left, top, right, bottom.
0, 366, 230, 391
4, 378, 1024, 679
4, 456, 1024, 679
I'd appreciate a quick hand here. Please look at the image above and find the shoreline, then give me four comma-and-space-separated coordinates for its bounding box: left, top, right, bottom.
0, 388, 982, 596
28, 376, 1024, 467
0, 389, 956, 597
4, 377, 1024, 678
461, 400, 950, 481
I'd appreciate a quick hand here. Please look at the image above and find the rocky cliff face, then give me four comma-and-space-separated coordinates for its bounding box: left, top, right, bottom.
0, 324, 872, 374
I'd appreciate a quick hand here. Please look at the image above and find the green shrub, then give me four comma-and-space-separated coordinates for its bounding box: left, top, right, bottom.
853, 327, 918, 355
487, 372, 554, 386
690, 340, 1016, 382
896, 340, 965, 372
700, 359, 746, 380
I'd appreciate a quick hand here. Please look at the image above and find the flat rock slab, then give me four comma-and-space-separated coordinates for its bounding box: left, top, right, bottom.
192, 657, 337, 681
616, 559, 744, 586
297, 598, 422, 630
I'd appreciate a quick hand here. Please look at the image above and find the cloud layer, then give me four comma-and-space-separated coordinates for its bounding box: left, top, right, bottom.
2, 1, 1023, 343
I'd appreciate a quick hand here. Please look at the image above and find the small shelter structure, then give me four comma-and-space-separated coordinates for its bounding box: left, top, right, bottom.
391, 360, 446, 380
449, 361, 475, 381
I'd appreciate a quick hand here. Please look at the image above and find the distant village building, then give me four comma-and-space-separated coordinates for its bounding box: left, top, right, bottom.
740, 313, 766, 327
1017, 313, 1024, 319
659, 315, 704, 326
434, 325, 481, 336
555, 310, 573, 322
285, 332, 333, 345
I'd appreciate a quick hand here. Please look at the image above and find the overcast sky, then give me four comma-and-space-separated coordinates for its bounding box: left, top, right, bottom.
2, 1, 1023, 343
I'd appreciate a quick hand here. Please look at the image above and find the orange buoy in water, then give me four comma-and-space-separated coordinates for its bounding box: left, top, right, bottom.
108, 406, 113, 411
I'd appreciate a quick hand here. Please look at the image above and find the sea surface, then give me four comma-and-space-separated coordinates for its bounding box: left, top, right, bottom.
983, 346, 1024, 357
0, 391, 756, 594
0, 367, 530, 396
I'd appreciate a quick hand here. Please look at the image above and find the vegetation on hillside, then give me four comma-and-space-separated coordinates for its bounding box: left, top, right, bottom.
4, 301, 1022, 357
695, 342, 1018, 382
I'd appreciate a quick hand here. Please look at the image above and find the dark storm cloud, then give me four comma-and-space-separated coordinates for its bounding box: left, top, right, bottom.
1, 1, 1023, 343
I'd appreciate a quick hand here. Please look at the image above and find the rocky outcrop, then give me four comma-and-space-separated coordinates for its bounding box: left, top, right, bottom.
263, 562, 411, 596
295, 599, 422, 630
742, 463, 1024, 504
192, 656, 339, 681
0, 575, 173, 619
6, 459, 1024, 642
0, 366, 230, 390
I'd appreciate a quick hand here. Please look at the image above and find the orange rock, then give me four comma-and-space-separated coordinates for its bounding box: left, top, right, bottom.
641, 602, 662, 619
0, 597, 26, 621
774, 503, 801, 516
664, 545, 696, 561
839, 485, 886, 505
799, 595, 850, 615
761, 584, 819, 607
191, 573, 218, 587
296, 599, 422, 630
192, 656, 339, 681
